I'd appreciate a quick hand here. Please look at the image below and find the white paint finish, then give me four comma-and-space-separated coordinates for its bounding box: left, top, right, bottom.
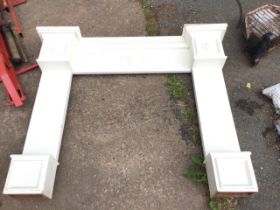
36, 26, 81, 42
3, 155, 58, 199
183, 24, 227, 70
37, 27, 81, 73
22, 70, 72, 160
183, 24, 228, 43
192, 67, 241, 156
37, 27, 193, 75
185, 24, 258, 197
205, 152, 258, 197
184, 24, 240, 157
71, 36, 192, 74
3, 24, 258, 199
8, 159, 43, 188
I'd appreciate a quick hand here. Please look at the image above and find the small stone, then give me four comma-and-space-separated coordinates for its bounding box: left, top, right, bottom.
260, 167, 264, 170
246, 83, 252, 89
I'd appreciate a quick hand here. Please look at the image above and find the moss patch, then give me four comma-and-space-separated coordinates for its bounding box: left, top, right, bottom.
167, 75, 187, 99
138, 0, 159, 36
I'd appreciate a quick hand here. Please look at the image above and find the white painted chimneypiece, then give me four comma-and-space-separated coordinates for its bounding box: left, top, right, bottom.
3, 24, 258, 199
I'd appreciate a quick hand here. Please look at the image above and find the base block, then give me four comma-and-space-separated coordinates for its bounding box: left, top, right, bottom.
205, 152, 258, 198
3, 155, 58, 199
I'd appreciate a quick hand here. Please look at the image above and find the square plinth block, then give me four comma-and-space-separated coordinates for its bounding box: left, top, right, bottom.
205, 152, 258, 197
3, 155, 58, 199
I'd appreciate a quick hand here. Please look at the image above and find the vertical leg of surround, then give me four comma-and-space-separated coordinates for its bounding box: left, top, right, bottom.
183, 24, 258, 197
3, 27, 80, 199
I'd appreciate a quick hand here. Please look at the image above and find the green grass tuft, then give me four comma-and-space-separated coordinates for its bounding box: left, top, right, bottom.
183, 108, 197, 124
184, 155, 237, 209
167, 75, 187, 100
191, 155, 204, 166
209, 199, 219, 210
209, 198, 237, 210
184, 168, 208, 184
138, 0, 159, 36
184, 155, 207, 184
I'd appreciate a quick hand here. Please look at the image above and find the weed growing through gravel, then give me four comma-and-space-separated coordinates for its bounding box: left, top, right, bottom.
185, 155, 237, 210
167, 75, 187, 99
209, 197, 237, 210
184, 155, 207, 183
138, 0, 159, 36
167, 75, 200, 143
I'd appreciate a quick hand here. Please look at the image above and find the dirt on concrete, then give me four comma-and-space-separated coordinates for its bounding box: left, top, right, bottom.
235, 98, 264, 116
0, 1, 209, 210
149, 0, 280, 209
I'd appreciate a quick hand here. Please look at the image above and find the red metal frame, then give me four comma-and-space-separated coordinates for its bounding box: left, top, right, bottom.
0, 32, 25, 106
11, 0, 26, 5
0, 32, 38, 107
1, 0, 26, 34
0, 0, 38, 107
6, 0, 22, 34
16, 63, 38, 75
1, 0, 26, 8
